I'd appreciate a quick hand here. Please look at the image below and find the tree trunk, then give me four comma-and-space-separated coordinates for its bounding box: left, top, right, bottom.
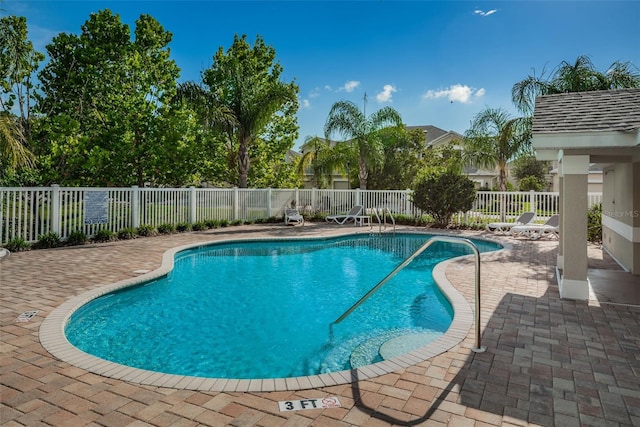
358, 153, 368, 190
237, 136, 250, 188
498, 162, 507, 191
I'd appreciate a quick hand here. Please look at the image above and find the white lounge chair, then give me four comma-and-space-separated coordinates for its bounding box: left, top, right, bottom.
486, 212, 536, 234
284, 208, 304, 226
325, 205, 363, 225
511, 214, 559, 239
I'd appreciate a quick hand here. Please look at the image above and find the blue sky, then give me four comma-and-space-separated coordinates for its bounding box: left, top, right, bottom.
4, 1, 640, 149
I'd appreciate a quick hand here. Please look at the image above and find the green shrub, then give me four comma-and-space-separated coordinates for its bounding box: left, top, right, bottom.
203, 219, 218, 229
93, 228, 116, 242
230, 219, 243, 226
413, 170, 476, 227
219, 219, 229, 227
192, 222, 207, 231
137, 224, 157, 237
66, 230, 88, 246
157, 223, 176, 234
587, 203, 602, 243
35, 232, 61, 249
176, 222, 192, 232
5, 237, 30, 252
117, 228, 137, 240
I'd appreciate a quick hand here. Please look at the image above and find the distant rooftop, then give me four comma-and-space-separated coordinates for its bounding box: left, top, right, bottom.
532, 88, 640, 134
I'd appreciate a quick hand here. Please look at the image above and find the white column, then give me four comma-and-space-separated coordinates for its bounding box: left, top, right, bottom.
559, 154, 590, 300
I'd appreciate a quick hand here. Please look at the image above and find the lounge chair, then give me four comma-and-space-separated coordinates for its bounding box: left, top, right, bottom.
284, 208, 304, 226
325, 205, 363, 225
486, 211, 536, 234
511, 214, 559, 239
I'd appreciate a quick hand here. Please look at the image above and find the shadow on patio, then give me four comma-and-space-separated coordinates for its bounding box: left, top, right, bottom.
349, 284, 640, 426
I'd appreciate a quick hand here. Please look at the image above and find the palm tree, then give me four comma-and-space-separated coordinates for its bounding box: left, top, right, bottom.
463, 107, 531, 192
0, 113, 34, 170
324, 100, 403, 190
296, 135, 355, 188
512, 55, 640, 115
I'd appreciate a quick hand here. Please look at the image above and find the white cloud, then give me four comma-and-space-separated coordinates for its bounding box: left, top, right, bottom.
422, 84, 485, 104
301, 99, 311, 109
376, 84, 396, 103
309, 88, 321, 98
338, 80, 360, 92
474, 9, 498, 16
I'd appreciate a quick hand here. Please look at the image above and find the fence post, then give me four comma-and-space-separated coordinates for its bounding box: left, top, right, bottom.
189, 187, 197, 224
267, 188, 273, 217
405, 189, 412, 216
51, 184, 61, 236
529, 190, 535, 215
311, 188, 317, 211
131, 186, 140, 228
356, 188, 362, 207
233, 187, 239, 221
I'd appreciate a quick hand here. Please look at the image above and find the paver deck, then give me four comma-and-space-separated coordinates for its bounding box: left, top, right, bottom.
1, 223, 639, 426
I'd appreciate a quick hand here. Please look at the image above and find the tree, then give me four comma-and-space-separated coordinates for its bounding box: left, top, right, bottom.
0, 113, 33, 171
412, 170, 476, 227
422, 142, 463, 175
1, 16, 43, 139
512, 155, 549, 191
512, 55, 640, 115
36, 10, 189, 186
463, 107, 531, 192
367, 127, 427, 190
295, 135, 350, 189
324, 99, 403, 190
201, 34, 299, 188
0, 16, 42, 175
248, 99, 302, 187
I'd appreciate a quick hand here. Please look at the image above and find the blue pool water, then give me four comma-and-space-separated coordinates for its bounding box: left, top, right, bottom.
66, 234, 500, 379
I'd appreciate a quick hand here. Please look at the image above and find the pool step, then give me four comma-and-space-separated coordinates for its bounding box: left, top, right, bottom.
378, 331, 441, 360
350, 330, 443, 368
349, 330, 407, 368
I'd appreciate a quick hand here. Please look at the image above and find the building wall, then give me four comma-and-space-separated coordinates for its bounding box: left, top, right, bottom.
602, 162, 640, 274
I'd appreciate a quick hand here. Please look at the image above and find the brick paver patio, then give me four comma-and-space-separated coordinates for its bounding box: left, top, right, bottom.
1, 223, 639, 426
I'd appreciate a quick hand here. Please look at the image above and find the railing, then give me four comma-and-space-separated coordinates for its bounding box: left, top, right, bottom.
0, 186, 602, 245
330, 236, 486, 353
371, 207, 396, 235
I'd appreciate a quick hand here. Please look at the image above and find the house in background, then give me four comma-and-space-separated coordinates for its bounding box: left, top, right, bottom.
406, 126, 500, 189
533, 88, 640, 300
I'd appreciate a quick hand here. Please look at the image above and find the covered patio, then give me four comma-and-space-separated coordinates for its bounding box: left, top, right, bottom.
533, 88, 640, 300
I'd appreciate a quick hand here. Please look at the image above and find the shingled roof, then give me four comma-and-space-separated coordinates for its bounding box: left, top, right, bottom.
532, 88, 640, 134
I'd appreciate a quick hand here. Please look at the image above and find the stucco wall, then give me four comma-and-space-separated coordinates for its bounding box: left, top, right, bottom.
602, 162, 640, 273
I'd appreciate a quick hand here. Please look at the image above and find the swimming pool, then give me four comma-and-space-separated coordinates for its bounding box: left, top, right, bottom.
63, 233, 500, 381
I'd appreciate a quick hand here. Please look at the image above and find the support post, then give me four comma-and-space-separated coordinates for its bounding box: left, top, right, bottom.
51, 184, 60, 236
131, 186, 140, 228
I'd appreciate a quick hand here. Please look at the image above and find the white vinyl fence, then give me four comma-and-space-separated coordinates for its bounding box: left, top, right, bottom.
0, 185, 602, 245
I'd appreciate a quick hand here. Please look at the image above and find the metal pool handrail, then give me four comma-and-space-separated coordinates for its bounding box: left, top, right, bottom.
372, 207, 396, 234
330, 236, 486, 353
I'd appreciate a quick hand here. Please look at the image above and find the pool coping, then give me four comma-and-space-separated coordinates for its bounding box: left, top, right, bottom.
39, 231, 505, 392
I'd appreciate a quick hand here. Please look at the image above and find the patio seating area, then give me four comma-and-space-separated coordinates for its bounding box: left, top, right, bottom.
1, 223, 638, 426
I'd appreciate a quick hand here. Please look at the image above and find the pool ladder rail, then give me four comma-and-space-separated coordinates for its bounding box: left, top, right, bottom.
330, 236, 486, 353
371, 207, 395, 235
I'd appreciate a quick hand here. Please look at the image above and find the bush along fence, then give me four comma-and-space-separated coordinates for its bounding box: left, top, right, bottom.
0, 185, 603, 245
